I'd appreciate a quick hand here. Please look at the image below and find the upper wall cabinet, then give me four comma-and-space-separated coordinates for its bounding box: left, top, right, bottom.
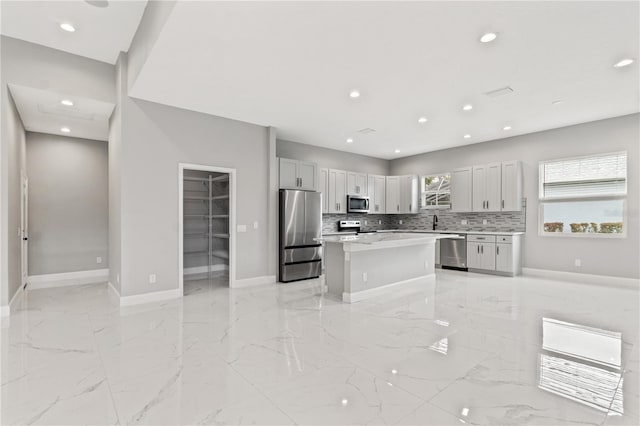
386, 175, 418, 214
319, 168, 329, 213
501, 160, 523, 211
472, 163, 501, 212
347, 172, 368, 195
279, 158, 318, 191
450, 167, 473, 212
328, 169, 347, 213
367, 174, 386, 214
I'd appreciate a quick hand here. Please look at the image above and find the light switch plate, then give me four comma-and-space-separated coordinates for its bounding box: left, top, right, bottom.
461, 219, 468, 225
96, 256, 102, 264
253, 221, 258, 229
149, 274, 157, 284
399, 220, 403, 225
362, 272, 368, 282
483, 219, 488, 225
237, 225, 247, 232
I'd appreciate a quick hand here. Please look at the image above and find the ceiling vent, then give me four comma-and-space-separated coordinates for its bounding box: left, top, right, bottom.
357, 128, 376, 135
484, 86, 514, 98
37, 104, 96, 121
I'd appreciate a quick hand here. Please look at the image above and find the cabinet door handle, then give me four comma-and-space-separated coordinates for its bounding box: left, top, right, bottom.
502, 200, 505, 209
481, 245, 484, 254
397, 205, 399, 212
477, 245, 480, 254
487, 200, 489, 209
497, 246, 500, 255
409, 203, 412, 211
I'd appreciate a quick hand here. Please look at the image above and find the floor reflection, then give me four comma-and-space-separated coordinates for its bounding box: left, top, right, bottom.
539, 317, 623, 415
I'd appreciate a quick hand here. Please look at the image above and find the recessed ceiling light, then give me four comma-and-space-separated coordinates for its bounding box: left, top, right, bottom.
60, 127, 71, 133
346, 138, 354, 143
462, 104, 473, 111
418, 117, 428, 123
391, 369, 398, 374
464, 134, 471, 139
394, 149, 401, 154
341, 399, 349, 406
61, 99, 74, 106
503, 125, 512, 131
349, 90, 360, 98
480, 32, 497, 43
59, 23, 76, 32
613, 58, 634, 68
551, 99, 565, 106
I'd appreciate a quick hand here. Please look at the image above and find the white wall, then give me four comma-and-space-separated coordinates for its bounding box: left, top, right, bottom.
26, 132, 108, 276
277, 139, 390, 175
390, 113, 640, 279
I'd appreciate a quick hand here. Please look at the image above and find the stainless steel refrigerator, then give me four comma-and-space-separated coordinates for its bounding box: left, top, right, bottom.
279, 189, 322, 282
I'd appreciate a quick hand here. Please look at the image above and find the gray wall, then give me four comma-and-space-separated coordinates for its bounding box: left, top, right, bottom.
0, 90, 26, 306
1, 36, 115, 306
390, 113, 640, 279
26, 132, 108, 275
277, 139, 390, 175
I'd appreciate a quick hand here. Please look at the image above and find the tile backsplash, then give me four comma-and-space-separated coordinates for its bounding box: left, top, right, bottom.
322, 199, 527, 233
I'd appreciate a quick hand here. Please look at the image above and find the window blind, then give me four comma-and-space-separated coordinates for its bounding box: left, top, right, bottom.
541, 152, 627, 198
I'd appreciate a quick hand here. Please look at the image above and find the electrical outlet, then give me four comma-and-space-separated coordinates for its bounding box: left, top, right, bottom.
253, 221, 258, 229
399, 220, 403, 225
96, 256, 102, 264
362, 272, 368, 282
575, 259, 581, 267
364, 220, 368, 225
378, 220, 382, 225
461, 219, 468, 225
482, 219, 488, 225
237, 225, 247, 233
149, 274, 157, 284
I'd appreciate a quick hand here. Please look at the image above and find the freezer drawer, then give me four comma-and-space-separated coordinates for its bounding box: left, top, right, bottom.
282, 246, 323, 263
280, 261, 322, 282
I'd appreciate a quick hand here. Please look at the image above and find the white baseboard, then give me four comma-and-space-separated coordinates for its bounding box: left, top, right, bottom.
1, 283, 25, 317
232, 275, 276, 288
119, 288, 181, 307
343, 274, 435, 303
522, 268, 640, 289
27, 269, 109, 290
107, 281, 120, 298
184, 265, 228, 275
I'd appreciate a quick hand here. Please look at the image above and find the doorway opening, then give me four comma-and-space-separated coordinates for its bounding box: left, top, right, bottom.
179, 164, 236, 295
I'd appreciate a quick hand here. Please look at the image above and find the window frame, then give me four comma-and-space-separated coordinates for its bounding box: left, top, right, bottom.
420, 172, 451, 210
538, 151, 627, 238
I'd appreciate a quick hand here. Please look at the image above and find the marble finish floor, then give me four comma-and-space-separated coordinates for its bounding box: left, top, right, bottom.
1, 270, 638, 425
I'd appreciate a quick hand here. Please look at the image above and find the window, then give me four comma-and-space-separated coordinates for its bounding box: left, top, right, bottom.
421, 173, 451, 209
539, 152, 627, 237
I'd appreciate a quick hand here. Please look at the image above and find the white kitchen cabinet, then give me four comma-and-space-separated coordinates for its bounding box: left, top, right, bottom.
385, 176, 400, 214
347, 172, 368, 195
400, 175, 419, 213
278, 158, 318, 190
328, 169, 347, 213
468, 234, 522, 276
501, 160, 523, 211
450, 167, 473, 212
472, 163, 501, 212
367, 174, 386, 214
319, 168, 329, 213
496, 243, 513, 273
467, 237, 496, 271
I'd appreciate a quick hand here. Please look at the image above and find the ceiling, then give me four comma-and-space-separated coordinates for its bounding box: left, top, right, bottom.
9, 84, 115, 141
0, 0, 147, 64
130, 1, 640, 159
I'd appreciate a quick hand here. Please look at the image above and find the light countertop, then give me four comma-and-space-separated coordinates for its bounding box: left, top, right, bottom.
322, 229, 524, 237
318, 232, 459, 252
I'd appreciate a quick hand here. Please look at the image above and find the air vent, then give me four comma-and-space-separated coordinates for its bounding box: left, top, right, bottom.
484, 86, 514, 98
357, 128, 376, 134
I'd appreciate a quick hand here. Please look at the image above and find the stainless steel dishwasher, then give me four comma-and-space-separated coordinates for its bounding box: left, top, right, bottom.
440, 234, 468, 270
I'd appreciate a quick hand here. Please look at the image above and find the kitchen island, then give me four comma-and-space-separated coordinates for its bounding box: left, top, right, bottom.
319, 233, 457, 303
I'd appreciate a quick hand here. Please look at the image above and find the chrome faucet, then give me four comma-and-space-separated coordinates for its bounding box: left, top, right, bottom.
432, 214, 438, 231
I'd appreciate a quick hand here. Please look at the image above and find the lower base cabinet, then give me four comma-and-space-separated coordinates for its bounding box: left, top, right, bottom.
467, 234, 522, 276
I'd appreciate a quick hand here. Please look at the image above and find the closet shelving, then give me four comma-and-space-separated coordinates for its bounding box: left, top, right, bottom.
183, 171, 230, 282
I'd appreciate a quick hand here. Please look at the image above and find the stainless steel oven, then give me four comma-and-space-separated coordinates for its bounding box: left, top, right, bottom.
347, 195, 370, 213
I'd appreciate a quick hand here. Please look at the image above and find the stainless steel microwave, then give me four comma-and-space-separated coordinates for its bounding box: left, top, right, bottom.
347, 195, 370, 213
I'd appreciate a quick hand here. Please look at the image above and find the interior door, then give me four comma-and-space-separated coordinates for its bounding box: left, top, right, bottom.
21, 176, 28, 287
